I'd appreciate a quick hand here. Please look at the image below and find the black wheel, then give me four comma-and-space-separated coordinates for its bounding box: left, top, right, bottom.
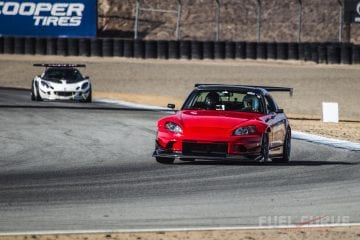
156, 157, 175, 164
31, 81, 35, 101
260, 133, 270, 162
35, 82, 42, 101
85, 88, 92, 102
273, 128, 291, 163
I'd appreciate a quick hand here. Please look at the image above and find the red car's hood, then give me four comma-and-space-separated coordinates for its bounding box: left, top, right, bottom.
178, 110, 263, 137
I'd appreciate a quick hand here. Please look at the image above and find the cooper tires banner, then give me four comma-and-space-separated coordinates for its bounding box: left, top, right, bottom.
0, 0, 96, 37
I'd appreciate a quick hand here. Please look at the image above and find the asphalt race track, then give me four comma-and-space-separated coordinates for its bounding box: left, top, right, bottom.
0, 88, 359, 233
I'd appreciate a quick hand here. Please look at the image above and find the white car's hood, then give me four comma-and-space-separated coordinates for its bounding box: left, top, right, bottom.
37, 76, 89, 91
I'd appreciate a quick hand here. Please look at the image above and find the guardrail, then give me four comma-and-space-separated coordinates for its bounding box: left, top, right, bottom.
1, 36, 359, 64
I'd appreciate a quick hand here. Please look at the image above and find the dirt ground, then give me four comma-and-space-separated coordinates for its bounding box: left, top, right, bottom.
0, 55, 359, 143
1, 226, 360, 240
290, 119, 360, 143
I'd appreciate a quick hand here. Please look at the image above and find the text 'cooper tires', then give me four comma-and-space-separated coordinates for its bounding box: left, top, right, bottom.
273, 128, 291, 163
156, 157, 175, 164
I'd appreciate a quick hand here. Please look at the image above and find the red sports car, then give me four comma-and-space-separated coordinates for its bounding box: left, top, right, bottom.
153, 84, 293, 164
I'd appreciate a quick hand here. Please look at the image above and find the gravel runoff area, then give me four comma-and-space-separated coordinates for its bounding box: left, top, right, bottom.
1, 226, 360, 240
0, 55, 360, 239
0, 54, 359, 143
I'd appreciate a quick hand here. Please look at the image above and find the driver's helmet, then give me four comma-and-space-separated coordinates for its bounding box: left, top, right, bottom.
243, 94, 260, 111
204, 92, 221, 110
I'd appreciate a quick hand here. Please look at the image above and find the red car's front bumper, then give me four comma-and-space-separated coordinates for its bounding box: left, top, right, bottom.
153, 133, 263, 161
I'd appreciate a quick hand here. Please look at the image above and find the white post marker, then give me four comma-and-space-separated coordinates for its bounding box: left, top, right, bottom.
322, 102, 339, 123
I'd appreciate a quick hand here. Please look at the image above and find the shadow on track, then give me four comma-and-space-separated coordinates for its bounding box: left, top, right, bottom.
0, 87, 30, 91
0, 105, 170, 112
176, 160, 357, 166
0, 87, 172, 112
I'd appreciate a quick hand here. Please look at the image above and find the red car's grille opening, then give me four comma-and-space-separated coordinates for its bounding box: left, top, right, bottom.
182, 141, 228, 157
55, 91, 75, 97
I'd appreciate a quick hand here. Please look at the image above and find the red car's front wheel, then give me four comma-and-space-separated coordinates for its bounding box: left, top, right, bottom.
260, 133, 270, 162
273, 128, 291, 163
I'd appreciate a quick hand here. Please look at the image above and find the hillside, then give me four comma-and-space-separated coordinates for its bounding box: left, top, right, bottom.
98, 0, 359, 43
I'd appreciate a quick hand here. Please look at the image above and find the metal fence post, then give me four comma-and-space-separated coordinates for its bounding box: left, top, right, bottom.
297, 0, 302, 43
338, 0, 344, 42
215, 0, 221, 41
256, 0, 261, 42
176, 0, 182, 40
134, 0, 140, 39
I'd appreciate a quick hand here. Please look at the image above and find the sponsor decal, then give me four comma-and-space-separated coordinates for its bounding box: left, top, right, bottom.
0, 0, 96, 37
0, 2, 84, 26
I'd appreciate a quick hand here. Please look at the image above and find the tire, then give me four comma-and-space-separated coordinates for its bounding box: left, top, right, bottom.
35, 82, 42, 101
85, 88, 92, 102
260, 133, 270, 162
156, 157, 175, 164
31, 81, 36, 101
273, 128, 291, 163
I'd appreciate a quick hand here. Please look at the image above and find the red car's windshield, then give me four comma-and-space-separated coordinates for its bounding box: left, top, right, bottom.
182, 90, 265, 113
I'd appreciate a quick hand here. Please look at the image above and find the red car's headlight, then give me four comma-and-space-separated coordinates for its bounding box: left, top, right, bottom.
233, 126, 256, 136
165, 122, 183, 133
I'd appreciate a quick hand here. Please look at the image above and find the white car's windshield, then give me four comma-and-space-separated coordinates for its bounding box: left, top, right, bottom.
43, 68, 84, 83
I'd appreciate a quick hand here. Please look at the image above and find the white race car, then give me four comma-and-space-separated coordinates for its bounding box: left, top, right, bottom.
31, 64, 92, 102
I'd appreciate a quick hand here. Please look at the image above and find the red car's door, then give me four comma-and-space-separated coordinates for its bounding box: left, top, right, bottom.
264, 95, 287, 149
268, 113, 286, 149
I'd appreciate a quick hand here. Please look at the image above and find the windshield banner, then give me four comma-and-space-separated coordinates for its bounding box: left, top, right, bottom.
0, 0, 97, 37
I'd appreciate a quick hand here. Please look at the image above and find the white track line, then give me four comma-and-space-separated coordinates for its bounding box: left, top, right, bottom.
95, 98, 171, 110
293, 131, 360, 151
1, 223, 360, 236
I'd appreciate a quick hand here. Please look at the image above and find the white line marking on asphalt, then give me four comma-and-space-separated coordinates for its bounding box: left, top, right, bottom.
1, 223, 360, 236
95, 98, 171, 110
293, 131, 360, 151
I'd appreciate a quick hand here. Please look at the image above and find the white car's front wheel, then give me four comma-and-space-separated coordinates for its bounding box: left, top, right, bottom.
34, 82, 43, 101
31, 81, 36, 101
85, 88, 92, 102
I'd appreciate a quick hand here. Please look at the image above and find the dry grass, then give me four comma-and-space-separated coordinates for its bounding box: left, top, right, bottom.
98, 0, 360, 43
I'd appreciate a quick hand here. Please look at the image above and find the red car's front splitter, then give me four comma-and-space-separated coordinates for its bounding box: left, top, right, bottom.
153, 136, 263, 161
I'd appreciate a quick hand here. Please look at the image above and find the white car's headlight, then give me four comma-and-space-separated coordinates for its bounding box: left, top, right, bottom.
81, 82, 89, 90
233, 126, 256, 135
41, 81, 50, 88
165, 122, 182, 133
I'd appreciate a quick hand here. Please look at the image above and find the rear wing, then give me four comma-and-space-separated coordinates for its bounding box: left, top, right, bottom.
245, 85, 293, 97
33, 64, 86, 68
194, 84, 293, 97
